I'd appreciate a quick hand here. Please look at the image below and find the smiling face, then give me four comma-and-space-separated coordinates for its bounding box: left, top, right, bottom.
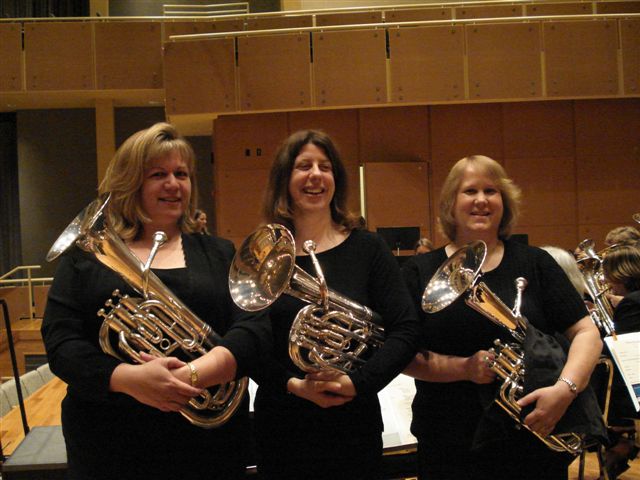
288, 142, 335, 217
140, 150, 191, 228
453, 165, 504, 241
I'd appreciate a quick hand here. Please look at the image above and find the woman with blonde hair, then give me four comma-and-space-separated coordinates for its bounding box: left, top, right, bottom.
42, 122, 270, 480
402, 155, 601, 479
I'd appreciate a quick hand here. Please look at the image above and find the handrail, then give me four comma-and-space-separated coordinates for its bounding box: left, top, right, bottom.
163, 2, 249, 16
0, 266, 41, 282
168, 12, 639, 41
1, 0, 637, 23
0, 266, 52, 320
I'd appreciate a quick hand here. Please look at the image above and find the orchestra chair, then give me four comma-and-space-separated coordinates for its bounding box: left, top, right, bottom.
1, 378, 19, 408
19, 370, 45, 396
36, 363, 54, 383
1, 387, 12, 416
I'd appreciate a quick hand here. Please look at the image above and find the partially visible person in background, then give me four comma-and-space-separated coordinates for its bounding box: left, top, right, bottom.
605, 226, 640, 248
540, 246, 587, 299
414, 237, 434, 255
194, 208, 211, 235
601, 244, 640, 478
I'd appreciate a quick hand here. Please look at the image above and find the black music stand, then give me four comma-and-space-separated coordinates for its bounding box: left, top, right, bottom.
376, 227, 421, 256
0, 298, 30, 462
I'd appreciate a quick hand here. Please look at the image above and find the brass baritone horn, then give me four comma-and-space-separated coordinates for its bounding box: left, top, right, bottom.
422, 241, 583, 455
47, 194, 248, 428
574, 239, 617, 337
229, 224, 385, 373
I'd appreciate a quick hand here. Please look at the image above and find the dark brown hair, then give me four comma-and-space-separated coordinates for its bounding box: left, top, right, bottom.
262, 129, 362, 234
603, 245, 640, 293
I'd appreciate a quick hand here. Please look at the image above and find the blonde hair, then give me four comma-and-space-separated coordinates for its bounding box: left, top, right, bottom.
414, 237, 434, 254
98, 122, 198, 240
540, 245, 586, 296
438, 155, 522, 241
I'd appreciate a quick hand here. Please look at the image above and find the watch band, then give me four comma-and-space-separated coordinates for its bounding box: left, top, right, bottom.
557, 376, 578, 396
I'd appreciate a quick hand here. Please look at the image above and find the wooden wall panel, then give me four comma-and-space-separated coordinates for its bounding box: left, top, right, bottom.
33, 286, 50, 319
164, 38, 236, 115
578, 224, 627, 246
215, 169, 270, 240
620, 19, 640, 95
502, 101, 574, 158
359, 106, 429, 163
574, 99, 640, 156
388, 25, 464, 102
0, 24, 23, 91
214, 113, 288, 243
515, 225, 578, 249
289, 109, 361, 215
596, 1, 640, 13
506, 156, 577, 227
163, 19, 243, 40
246, 15, 313, 31
577, 154, 640, 225
214, 113, 288, 171
385, 7, 451, 22
526, 2, 590, 16
455, 4, 521, 19
364, 162, 431, 239
238, 33, 311, 111
544, 20, 618, 97
315, 11, 383, 27
24, 22, 93, 91
430, 103, 504, 162
0, 287, 30, 322
95, 22, 162, 89
313, 29, 387, 107
467, 23, 541, 100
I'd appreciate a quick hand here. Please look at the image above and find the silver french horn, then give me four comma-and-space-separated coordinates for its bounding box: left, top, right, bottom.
47, 194, 248, 428
422, 241, 584, 454
229, 224, 385, 373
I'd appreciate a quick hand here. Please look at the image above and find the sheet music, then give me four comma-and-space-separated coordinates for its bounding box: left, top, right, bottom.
604, 332, 640, 412
378, 373, 417, 449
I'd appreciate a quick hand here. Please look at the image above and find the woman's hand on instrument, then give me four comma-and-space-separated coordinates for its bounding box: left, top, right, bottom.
110, 354, 202, 412
465, 350, 497, 384
517, 383, 575, 437
287, 375, 355, 408
305, 370, 357, 397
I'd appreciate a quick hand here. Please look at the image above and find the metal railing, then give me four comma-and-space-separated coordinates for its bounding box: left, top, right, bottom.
163, 2, 249, 17
0, 266, 52, 321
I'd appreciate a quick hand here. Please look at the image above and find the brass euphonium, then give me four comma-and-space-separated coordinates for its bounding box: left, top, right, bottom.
229, 224, 385, 373
574, 239, 617, 337
47, 194, 248, 428
422, 241, 583, 455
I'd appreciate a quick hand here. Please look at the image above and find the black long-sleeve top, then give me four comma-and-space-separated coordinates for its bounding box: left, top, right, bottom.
252, 229, 420, 455
402, 239, 588, 449
41, 233, 271, 479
